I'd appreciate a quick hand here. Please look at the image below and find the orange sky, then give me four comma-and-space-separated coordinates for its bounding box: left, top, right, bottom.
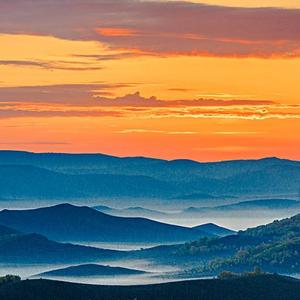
0, 0, 299, 161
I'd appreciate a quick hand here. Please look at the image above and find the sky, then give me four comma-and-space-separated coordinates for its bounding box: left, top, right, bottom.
0, 0, 299, 161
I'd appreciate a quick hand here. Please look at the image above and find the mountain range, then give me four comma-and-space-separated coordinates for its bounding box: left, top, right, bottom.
93, 205, 168, 218
0, 204, 211, 243
0, 151, 299, 199
93, 199, 300, 224
184, 199, 300, 215
1, 203, 300, 275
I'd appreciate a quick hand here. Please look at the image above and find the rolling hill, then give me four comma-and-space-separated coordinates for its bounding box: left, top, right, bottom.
0, 204, 211, 243
173, 212, 300, 276
193, 223, 235, 237
124, 211, 300, 276
0, 232, 122, 264
34, 264, 147, 278
0, 275, 299, 300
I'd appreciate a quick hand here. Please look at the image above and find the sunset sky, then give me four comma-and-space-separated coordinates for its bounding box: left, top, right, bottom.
0, 0, 299, 161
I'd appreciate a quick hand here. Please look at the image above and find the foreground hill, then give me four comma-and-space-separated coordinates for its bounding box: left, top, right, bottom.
0, 151, 299, 199
0, 275, 299, 300
126, 212, 300, 276
0, 204, 210, 243
170, 213, 300, 276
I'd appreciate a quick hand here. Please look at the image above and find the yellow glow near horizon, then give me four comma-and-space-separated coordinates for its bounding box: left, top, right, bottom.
171, 0, 300, 8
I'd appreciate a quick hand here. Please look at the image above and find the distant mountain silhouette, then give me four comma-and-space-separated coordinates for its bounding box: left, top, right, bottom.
216, 199, 300, 210
34, 264, 147, 278
0, 204, 211, 243
0, 151, 299, 199
184, 199, 300, 214
93, 205, 168, 218
193, 223, 235, 237
171, 193, 235, 200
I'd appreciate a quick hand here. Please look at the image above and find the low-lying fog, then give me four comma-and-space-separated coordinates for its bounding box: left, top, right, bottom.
1, 196, 300, 285
0, 197, 299, 231
0, 259, 181, 285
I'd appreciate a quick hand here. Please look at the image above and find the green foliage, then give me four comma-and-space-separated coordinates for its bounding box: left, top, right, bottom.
218, 268, 264, 280
218, 271, 240, 280
0, 275, 21, 286
177, 213, 300, 276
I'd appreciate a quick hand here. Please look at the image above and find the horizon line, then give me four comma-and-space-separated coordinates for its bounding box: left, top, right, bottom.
0, 149, 298, 164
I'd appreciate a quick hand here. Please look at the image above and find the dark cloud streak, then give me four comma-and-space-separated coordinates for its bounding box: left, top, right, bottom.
0, 60, 103, 71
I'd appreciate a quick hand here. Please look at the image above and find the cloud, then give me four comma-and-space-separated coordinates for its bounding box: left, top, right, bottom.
1, 1, 300, 58
0, 105, 123, 119
0, 60, 47, 68
144, 106, 300, 120
73, 52, 150, 61
94, 92, 275, 107
0, 83, 132, 105
0, 92, 299, 120
0, 101, 299, 120
0, 85, 275, 107
0, 84, 298, 120
0, 60, 103, 71
167, 88, 196, 92
96, 27, 138, 37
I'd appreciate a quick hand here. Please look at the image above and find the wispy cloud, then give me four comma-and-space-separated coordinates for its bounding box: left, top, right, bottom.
144, 106, 300, 120
0, 85, 275, 107
0, 60, 103, 71
0, 96, 299, 121
0, 84, 298, 120
0, 83, 132, 105
94, 92, 275, 107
